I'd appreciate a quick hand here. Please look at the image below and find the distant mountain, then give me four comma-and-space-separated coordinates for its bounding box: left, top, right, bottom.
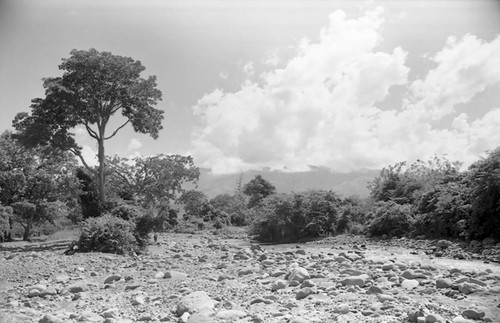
194, 168, 380, 198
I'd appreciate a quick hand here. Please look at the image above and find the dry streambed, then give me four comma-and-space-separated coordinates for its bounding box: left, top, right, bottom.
0, 233, 499, 323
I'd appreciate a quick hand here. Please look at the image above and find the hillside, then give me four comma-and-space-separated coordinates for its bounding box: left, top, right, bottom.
195, 168, 379, 198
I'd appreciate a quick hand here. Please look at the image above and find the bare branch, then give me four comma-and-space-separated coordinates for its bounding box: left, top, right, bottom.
104, 119, 130, 140
70, 148, 97, 175
85, 122, 99, 140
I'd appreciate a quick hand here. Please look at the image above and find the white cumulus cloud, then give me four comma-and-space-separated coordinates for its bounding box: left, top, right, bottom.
409, 34, 500, 120
127, 138, 142, 151
192, 8, 500, 174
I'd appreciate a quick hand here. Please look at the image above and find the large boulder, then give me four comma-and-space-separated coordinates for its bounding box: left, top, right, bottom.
176, 291, 218, 317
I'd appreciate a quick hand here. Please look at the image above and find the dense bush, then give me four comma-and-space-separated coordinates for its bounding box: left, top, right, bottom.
250, 190, 342, 243
77, 214, 139, 254
367, 202, 415, 238
0, 204, 12, 241
467, 148, 500, 240
413, 178, 471, 239
336, 196, 370, 234
111, 203, 145, 221
209, 193, 248, 226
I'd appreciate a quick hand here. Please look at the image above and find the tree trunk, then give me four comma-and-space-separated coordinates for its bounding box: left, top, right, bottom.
23, 215, 33, 241
97, 137, 106, 205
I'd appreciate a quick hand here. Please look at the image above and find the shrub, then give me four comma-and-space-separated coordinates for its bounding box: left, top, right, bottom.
111, 204, 145, 221
209, 194, 248, 226
0, 205, 12, 242
367, 202, 415, 238
77, 214, 139, 254
467, 147, 500, 240
413, 178, 471, 239
134, 208, 175, 247
249, 190, 341, 243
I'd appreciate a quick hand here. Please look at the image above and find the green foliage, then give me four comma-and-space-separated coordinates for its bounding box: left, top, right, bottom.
243, 175, 276, 208
0, 204, 12, 241
107, 154, 199, 207
111, 204, 144, 221
209, 193, 248, 226
179, 190, 208, 217
369, 157, 461, 205
198, 202, 230, 228
413, 175, 471, 238
134, 211, 162, 247
75, 168, 100, 219
11, 201, 37, 241
0, 131, 79, 239
13, 48, 164, 204
467, 148, 500, 240
250, 190, 343, 243
367, 202, 415, 238
77, 214, 139, 254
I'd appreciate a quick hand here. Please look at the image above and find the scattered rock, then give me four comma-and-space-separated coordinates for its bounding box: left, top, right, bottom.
38, 314, 64, 323
104, 274, 122, 284
288, 267, 310, 283
176, 291, 217, 316
461, 309, 485, 320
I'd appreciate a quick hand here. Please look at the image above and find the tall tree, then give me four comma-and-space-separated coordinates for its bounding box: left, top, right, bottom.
0, 131, 77, 240
13, 48, 164, 204
243, 175, 276, 208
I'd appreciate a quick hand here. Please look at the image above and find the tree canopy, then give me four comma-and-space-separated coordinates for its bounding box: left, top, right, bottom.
243, 175, 276, 208
106, 154, 200, 207
13, 48, 164, 204
0, 131, 78, 240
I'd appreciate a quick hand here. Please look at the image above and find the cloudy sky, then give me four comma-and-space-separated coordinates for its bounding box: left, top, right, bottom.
1, 0, 499, 174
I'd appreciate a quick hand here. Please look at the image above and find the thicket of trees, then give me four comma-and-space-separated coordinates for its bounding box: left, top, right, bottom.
1, 48, 499, 252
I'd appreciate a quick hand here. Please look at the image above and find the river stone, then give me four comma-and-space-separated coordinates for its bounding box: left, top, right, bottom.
341, 274, 368, 287
452, 316, 476, 323
238, 268, 254, 276
467, 277, 487, 287
333, 303, 350, 314
296, 287, 315, 300
54, 274, 70, 283
67, 282, 88, 293
377, 294, 395, 303
104, 274, 121, 284
426, 313, 446, 323
367, 285, 383, 294
165, 271, 188, 280
288, 267, 310, 283
176, 291, 217, 316
154, 271, 165, 279
101, 308, 119, 319
38, 314, 64, 323
401, 270, 427, 280
271, 280, 287, 291
382, 263, 395, 271
402, 279, 419, 289
339, 268, 364, 276
458, 283, 484, 294
461, 309, 485, 320
435, 278, 452, 289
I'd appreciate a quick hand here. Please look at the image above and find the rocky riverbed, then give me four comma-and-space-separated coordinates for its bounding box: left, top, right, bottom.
1, 233, 500, 323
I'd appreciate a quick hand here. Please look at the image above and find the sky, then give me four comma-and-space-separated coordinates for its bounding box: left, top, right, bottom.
1, 0, 499, 175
